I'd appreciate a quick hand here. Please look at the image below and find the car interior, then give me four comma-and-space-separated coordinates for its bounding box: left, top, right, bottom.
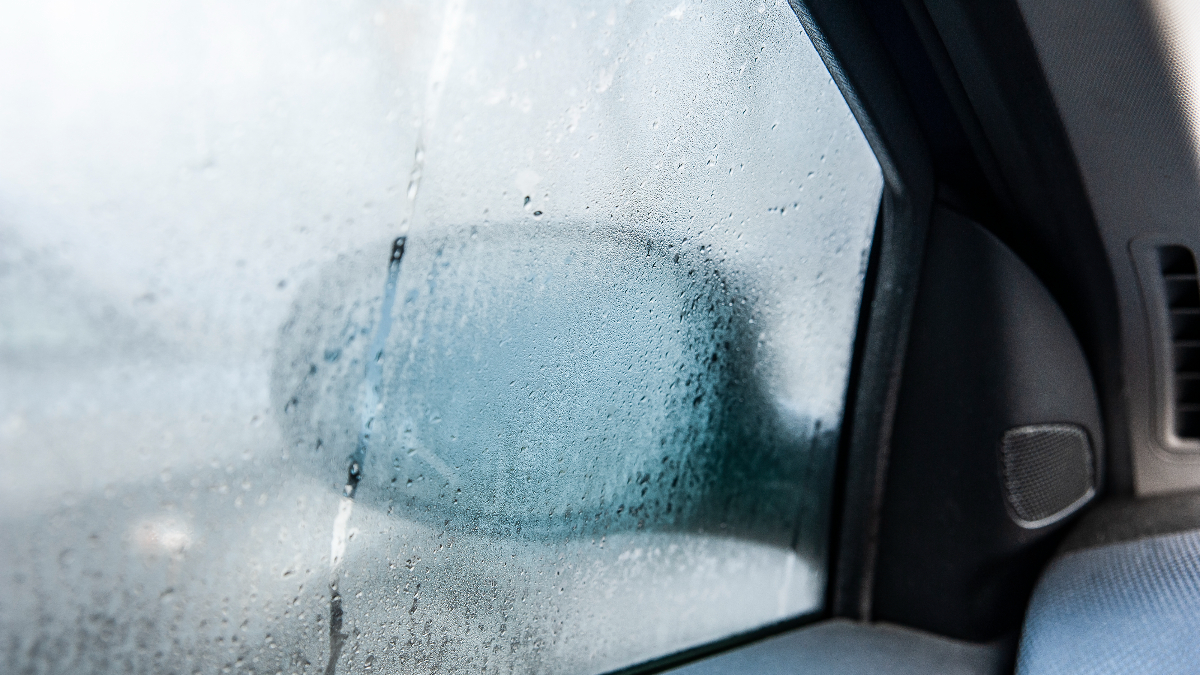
3, 0, 1200, 673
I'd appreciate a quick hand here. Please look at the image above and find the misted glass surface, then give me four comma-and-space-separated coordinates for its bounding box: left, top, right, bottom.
0, 0, 882, 672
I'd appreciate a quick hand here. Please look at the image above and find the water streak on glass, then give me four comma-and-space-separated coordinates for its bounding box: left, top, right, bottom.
0, 0, 883, 672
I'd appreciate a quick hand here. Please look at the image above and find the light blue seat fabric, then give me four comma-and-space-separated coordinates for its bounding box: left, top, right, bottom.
1017, 529, 1200, 675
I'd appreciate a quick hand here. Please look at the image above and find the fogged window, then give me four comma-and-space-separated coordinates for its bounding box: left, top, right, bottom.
0, 0, 881, 673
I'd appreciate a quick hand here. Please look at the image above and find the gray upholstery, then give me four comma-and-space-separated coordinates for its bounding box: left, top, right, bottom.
1017, 528, 1200, 674
668, 619, 1007, 675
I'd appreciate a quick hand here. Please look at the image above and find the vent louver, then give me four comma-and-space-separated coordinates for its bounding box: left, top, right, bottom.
1159, 245, 1200, 439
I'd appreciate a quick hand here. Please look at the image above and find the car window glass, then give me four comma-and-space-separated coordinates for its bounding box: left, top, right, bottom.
0, 0, 882, 672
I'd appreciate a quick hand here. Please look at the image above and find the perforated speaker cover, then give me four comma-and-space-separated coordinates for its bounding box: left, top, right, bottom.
1000, 424, 1095, 528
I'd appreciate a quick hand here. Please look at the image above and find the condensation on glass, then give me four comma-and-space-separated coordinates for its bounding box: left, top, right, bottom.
0, 0, 882, 672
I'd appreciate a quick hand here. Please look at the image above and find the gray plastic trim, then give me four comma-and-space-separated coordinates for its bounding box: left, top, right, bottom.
666, 619, 1008, 675
1131, 236, 1200, 455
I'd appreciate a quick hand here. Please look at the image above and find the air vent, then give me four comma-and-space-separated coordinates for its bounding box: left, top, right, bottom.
1159, 245, 1200, 439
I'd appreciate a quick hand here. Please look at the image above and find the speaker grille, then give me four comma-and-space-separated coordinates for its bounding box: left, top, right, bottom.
1000, 424, 1095, 528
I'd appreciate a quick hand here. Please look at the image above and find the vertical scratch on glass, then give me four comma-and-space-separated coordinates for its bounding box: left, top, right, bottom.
347, 237, 406, 498
401, 0, 466, 235
324, 236, 406, 675
325, 0, 463, 666
323, 579, 346, 675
